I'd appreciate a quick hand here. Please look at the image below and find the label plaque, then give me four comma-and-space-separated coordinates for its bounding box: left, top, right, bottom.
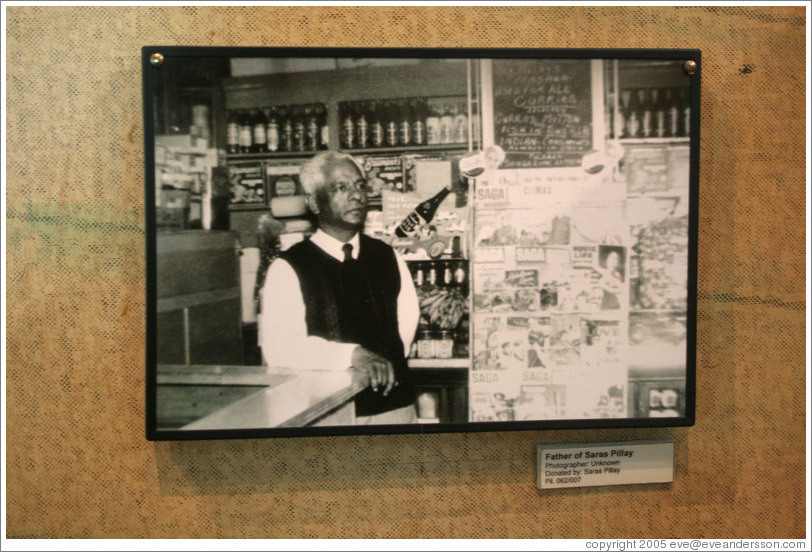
537, 439, 675, 489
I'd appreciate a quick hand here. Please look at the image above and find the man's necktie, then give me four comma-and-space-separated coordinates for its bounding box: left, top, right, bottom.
342, 243, 353, 263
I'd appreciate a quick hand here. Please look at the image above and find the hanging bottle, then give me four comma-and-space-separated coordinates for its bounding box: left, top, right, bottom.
394, 185, 452, 238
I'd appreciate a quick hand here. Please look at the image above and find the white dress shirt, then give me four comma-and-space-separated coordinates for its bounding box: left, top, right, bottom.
260, 229, 420, 371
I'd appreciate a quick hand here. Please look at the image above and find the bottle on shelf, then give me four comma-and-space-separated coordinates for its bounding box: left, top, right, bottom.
612, 91, 627, 140
427, 262, 438, 286
454, 101, 468, 144
340, 103, 355, 150
411, 98, 427, 146
316, 103, 329, 150
667, 87, 681, 138
453, 260, 467, 288
442, 261, 453, 287
398, 99, 412, 146
238, 109, 253, 153
226, 110, 240, 154
251, 108, 268, 153
470, 102, 481, 146
394, 184, 452, 238
639, 88, 653, 138
453, 313, 469, 358
654, 88, 669, 138
439, 103, 455, 144
355, 101, 369, 149
280, 106, 294, 153
625, 88, 641, 139
385, 100, 399, 147
679, 86, 691, 137
266, 107, 280, 152
292, 106, 306, 152
370, 100, 384, 148
412, 262, 425, 288
305, 104, 319, 151
426, 101, 441, 145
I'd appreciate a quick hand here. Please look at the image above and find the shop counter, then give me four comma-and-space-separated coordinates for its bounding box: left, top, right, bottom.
156, 364, 367, 430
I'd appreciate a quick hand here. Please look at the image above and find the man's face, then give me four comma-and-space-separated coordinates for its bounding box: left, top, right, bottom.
313, 159, 368, 231
606, 251, 620, 270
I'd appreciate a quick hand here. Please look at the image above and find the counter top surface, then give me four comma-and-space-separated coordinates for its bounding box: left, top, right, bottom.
158, 364, 368, 430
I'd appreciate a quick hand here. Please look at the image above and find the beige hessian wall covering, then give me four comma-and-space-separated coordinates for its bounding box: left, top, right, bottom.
5, 6, 806, 539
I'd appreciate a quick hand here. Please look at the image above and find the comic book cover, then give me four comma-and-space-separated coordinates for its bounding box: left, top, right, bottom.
472, 265, 541, 313
471, 315, 529, 372
512, 384, 568, 421
473, 208, 567, 249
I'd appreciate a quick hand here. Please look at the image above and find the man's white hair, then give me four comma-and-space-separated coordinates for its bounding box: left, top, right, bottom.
299, 151, 364, 195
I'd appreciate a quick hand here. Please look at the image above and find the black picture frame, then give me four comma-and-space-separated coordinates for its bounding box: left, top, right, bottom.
144, 46, 699, 440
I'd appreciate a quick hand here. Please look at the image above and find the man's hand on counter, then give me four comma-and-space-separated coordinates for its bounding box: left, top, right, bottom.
351, 346, 396, 396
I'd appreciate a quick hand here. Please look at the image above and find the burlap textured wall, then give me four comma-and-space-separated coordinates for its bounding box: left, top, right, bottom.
5, 6, 806, 539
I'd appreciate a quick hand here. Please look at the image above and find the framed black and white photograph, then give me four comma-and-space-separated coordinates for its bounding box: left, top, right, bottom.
144, 47, 699, 439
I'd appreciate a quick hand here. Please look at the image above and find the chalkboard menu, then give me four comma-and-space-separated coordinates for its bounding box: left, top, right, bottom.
493, 59, 593, 169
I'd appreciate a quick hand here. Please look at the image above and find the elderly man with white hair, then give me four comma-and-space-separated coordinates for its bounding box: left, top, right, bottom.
261, 151, 420, 425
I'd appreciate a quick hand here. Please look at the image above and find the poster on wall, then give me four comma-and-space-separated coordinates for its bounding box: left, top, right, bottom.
143, 47, 698, 440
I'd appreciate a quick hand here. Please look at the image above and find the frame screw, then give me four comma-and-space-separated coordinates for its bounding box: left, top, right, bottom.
150, 53, 165, 67
683, 60, 698, 75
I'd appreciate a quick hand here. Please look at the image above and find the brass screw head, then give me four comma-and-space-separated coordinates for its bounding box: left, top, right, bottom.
684, 60, 698, 75
150, 53, 165, 67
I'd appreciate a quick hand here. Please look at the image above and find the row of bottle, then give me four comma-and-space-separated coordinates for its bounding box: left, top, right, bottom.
339, 97, 469, 150
610, 87, 691, 140
226, 103, 328, 154
410, 260, 469, 290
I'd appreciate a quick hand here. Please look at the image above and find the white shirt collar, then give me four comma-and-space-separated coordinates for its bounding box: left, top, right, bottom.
310, 229, 360, 262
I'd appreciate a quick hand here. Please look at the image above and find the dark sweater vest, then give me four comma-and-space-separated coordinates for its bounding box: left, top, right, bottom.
280, 234, 415, 417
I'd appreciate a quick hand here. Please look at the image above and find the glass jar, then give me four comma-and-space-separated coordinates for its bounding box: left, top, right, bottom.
416, 330, 435, 359
435, 330, 454, 359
